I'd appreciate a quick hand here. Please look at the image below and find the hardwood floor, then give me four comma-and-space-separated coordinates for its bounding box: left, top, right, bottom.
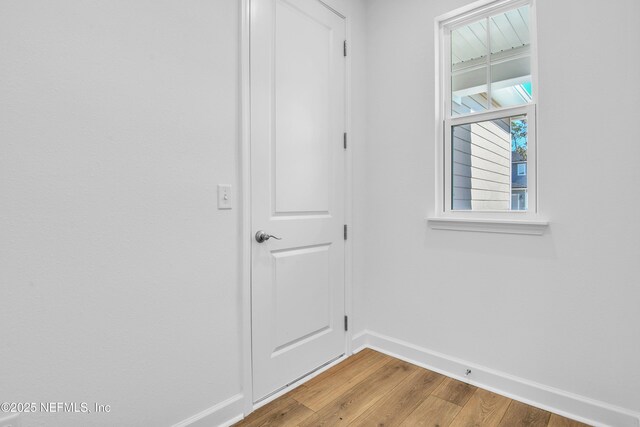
235, 349, 591, 427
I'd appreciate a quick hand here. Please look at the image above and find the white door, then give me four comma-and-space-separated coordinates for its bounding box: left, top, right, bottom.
250, 0, 346, 402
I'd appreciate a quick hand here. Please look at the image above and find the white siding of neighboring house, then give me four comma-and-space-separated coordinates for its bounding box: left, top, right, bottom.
452, 118, 511, 210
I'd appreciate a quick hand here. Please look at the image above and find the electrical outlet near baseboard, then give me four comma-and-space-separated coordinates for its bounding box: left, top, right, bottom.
0, 414, 21, 427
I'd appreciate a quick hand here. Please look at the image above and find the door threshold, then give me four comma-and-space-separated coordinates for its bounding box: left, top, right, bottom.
253, 353, 346, 408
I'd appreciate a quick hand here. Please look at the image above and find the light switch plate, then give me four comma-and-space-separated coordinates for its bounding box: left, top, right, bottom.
217, 184, 232, 209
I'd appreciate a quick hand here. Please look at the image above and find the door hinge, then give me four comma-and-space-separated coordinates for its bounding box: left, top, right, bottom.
344, 315, 348, 331
343, 132, 347, 149
343, 40, 347, 57
344, 224, 347, 240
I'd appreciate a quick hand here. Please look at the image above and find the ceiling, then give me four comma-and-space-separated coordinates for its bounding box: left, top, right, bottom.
451, 6, 530, 65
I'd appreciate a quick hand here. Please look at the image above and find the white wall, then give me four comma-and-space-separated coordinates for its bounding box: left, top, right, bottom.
0, 1, 242, 426
3, 0, 639, 425
358, 0, 640, 417
349, 0, 369, 336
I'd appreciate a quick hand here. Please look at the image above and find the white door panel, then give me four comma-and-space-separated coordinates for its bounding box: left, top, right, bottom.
272, 244, 331, 352
275, 1, 331, 214
250, 0, 346, 402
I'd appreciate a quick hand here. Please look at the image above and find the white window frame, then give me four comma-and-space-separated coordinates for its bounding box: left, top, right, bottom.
429, 0, 548, 235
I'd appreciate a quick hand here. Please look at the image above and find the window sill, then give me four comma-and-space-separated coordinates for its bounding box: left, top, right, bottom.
426, 216, 549, 235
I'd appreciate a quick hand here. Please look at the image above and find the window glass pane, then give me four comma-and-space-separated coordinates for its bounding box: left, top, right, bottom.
451, 19, 488, 115
489, 6, 532, 108
510, 116, 528, 210
452, 115, 528, 211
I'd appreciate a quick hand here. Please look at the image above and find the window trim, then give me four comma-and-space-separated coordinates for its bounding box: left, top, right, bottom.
429, 0, 548, 234
444, 104, 536, 219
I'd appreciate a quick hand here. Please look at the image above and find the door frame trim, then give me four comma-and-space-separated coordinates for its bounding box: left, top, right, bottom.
239, 0, 253, 416
239, 0, 354, 416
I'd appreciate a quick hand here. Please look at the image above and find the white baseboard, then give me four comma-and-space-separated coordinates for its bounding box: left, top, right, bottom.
172, 393, 244, 427
351, 330, 369, 353
353, 330, 640, 427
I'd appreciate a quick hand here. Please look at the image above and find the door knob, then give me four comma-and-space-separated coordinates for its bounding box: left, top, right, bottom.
255, 230, 282, 243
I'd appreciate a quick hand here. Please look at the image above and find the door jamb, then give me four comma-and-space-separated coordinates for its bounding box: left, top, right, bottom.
239, 0, 354, 416
240, 0, 253, 416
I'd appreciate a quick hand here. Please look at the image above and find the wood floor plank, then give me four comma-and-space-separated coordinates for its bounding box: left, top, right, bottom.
432, 377, 478, 407
498, 400, 550, 427
449, 389, 511, 427
399, 395, 462, 427
298, 359, 419, 426
290, 349, 391, 411
302, 348, 381, 389
547, 414, 592, 427
233, 397, 314, 427
349, 368, 446, 427
240, 351, 594, 427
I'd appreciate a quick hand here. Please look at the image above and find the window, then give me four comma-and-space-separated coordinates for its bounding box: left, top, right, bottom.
431, 0, 547, 233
